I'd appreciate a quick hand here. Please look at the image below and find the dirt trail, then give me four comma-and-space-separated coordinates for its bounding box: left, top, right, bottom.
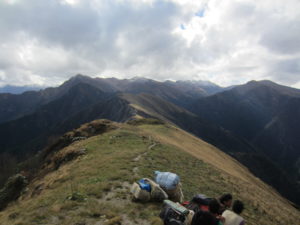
132, 136, 157, 177
92, 136, 158, 225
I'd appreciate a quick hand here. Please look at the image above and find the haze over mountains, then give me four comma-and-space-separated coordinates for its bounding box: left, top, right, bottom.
0, 74, 299, 206
0, 85, 45, 94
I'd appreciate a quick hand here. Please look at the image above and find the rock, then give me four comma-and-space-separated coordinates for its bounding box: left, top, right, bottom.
31, 183, 44, 197
71, 137, 87, 142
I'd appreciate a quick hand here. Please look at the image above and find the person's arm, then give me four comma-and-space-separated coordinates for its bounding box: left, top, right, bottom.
216, 215, 225, 224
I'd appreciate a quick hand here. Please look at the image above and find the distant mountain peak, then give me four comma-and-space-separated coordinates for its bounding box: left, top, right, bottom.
176, 80, 220, 87
129, 76, 152, 83
242, 79, 300, 96
164, 79, 223, 95
61, 74, 92, 87
246, 79, 294, 87
246, 80, 274, 86
69, 74, 92, 81
258, 80, 276, 85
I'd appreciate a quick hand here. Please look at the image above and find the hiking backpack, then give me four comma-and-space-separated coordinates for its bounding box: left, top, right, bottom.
159, 200, 190, 225
159, 207, 185, 225
183, 194, 212, 212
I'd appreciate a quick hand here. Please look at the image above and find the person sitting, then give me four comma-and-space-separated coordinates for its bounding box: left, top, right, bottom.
191, 210, 216, 225
222, 200, 245, 225
219, 193, 233, 214
209, 199, 225, 225
184, 194, 210, 213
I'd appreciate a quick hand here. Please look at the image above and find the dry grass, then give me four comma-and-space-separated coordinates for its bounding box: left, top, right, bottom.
0, 119, 299, 225
137, 123, 300, 224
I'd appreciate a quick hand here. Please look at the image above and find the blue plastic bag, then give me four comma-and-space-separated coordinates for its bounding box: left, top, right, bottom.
138, 179, 151, 192
154, 171, 180, 190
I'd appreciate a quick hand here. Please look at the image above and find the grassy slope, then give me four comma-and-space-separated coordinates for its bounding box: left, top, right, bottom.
0, 120, 299, 225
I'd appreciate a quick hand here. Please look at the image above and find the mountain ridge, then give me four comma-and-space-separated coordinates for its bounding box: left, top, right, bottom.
0, 75, 221, 124
0, 118, 299, 225
0, 75, 300, 206
189, 80, 300, 204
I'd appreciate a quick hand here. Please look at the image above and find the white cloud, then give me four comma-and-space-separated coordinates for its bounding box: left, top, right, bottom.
0, 0, 299, 88
176, 0, 300, 86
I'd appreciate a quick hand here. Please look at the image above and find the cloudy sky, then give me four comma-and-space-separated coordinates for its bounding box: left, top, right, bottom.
0, 0, 300, 88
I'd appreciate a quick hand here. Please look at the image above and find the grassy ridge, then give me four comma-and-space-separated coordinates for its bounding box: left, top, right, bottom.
0, 120, 299, 224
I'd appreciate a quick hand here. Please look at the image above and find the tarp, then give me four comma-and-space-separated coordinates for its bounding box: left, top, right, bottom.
154, 171, 180, 190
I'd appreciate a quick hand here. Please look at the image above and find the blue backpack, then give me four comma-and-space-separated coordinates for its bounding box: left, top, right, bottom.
138, 179, 151, 192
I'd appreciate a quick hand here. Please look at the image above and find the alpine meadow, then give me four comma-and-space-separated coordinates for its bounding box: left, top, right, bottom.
0, 1, 300, 225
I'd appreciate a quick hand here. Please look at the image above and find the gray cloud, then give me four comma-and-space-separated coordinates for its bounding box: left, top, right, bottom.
260, 18, 300, 55
0, 0, 300, 88
269, 58, 300, 84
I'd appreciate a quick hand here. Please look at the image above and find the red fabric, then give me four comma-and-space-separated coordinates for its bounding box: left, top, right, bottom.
200, 205, 209, 211
182, 201, 190, 206
181, 201, 209, 212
